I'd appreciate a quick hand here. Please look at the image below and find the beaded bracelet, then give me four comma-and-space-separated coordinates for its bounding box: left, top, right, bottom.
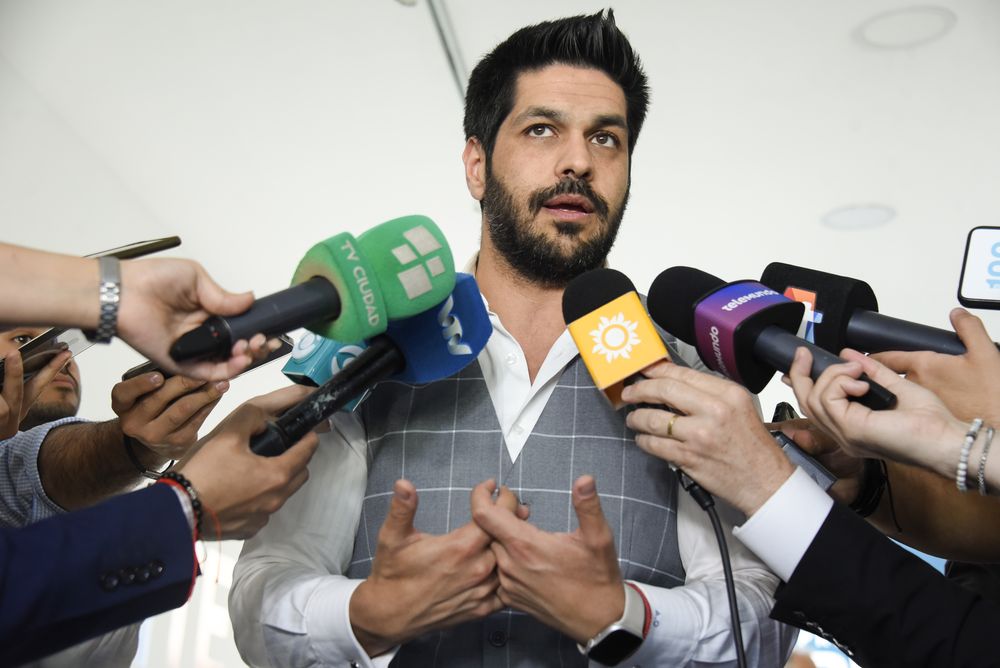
957, 418, 983, 492
979, 426, 995, 496
159, 471, 203, 538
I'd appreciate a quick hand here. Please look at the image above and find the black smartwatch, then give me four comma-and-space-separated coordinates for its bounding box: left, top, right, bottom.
578, 583, 649, 666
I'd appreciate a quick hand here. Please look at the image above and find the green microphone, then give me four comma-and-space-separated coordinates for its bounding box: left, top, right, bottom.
357, 215, 455, 319
170, 216, 456, 362
292, 215, 456, 340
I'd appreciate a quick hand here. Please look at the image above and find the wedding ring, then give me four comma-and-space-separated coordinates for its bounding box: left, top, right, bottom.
666, 413, 679, 439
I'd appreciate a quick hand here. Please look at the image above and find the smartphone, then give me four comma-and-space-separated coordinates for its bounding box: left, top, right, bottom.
770, 401, 837, 491
84, 236, 181, 260
1, 328, 91, 385
958, 226, 1000, 309
0, 237, 182, 390
121, 334, 294, 381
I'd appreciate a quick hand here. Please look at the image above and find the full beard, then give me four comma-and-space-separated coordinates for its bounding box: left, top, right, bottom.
482, 172, 627, 289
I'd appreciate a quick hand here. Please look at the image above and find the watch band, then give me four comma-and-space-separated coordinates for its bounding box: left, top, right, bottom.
86, 256, 121, 344
123, 435, 173, 481
578, 582, 649, 665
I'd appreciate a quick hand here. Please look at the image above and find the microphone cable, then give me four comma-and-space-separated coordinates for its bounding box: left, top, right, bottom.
674, 466, 748, 668
634, 400, 747, 668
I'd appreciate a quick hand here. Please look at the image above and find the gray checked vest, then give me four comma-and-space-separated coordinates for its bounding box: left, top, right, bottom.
346, 349, 691, 668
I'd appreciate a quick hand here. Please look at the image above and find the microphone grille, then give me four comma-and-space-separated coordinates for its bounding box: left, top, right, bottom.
647, 266, 725, 344
562, 268, 638, 324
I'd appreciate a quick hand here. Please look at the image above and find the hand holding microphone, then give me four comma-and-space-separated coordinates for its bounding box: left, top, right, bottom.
169, 216, 456, 362
871, 308, 1000, 426
622, 362, 795, 517
785, 346, 995, 487
170, 384, 319, 540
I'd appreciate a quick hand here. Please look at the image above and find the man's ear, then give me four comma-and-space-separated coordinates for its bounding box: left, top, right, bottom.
462, 137, 486, 201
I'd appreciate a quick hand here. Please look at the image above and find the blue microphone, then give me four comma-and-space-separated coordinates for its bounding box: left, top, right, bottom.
386, 271, 491, 383
252, 273, 491, 455
282, 332, 369, 386
282, 332, 369, 412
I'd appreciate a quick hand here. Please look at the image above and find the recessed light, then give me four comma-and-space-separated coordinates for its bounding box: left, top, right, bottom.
855, 6, 957, 50
821, 204, 896, 230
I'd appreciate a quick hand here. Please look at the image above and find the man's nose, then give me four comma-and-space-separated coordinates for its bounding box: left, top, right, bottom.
555, 136, 594, 181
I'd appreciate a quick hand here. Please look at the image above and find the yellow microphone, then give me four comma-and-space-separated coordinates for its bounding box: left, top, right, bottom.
562, 268, 670, 407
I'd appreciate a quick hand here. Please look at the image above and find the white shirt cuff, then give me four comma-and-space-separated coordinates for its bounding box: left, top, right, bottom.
303, 577, 399, 668
623, 581, 699, 666
733, 467, 833, 582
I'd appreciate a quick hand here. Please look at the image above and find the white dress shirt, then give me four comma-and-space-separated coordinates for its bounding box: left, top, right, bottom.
230, 297, 796, 668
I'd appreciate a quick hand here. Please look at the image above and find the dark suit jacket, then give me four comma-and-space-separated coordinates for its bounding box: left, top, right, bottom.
0, 484, 195, 666
771, 501, 1000, 667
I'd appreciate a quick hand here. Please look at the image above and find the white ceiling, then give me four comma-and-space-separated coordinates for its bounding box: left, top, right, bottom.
1, 0, 999, 420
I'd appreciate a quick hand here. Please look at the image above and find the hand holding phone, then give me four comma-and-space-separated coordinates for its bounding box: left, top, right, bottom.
1, 348, 73, 438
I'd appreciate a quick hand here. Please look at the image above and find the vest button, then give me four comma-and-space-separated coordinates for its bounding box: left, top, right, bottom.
487, 629, 507, 647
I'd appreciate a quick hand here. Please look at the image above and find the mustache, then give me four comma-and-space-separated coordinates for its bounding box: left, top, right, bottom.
529, 178, 609, 219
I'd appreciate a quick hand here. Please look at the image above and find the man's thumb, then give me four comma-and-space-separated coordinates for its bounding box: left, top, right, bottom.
195, 265, 254, 317
381, 479, 418, 541
572, 475, 612, 545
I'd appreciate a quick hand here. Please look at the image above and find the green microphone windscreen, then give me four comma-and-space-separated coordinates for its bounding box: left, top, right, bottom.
357, 215, 456, 319
292, 231, 388, 342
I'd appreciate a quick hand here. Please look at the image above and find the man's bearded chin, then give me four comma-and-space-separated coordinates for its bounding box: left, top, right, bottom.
482, 173, 627, 289
19, 399, 79, 431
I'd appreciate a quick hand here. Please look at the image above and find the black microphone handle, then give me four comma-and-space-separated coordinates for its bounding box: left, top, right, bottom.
752, 327, 897, 410
171, 277, 342, 362
250, 335, 404, 456
845, 310, 1000, 356
230, 277, 342, 342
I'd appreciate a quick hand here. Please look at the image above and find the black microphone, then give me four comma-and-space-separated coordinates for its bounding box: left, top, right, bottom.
647, 267, 897, 410
251, 273, 491, 456
171, 278, 341, 362
761, 262, 995, 356
250, 335, 399, 456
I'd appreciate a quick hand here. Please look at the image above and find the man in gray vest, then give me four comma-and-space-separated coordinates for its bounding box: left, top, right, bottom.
231, 10, 795, 667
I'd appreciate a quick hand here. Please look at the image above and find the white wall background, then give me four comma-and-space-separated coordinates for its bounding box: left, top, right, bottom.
1, 1, 998, 666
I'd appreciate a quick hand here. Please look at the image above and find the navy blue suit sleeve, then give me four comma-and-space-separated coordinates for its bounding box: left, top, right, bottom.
0, 484, 195, 666
771, 501, 1000, 667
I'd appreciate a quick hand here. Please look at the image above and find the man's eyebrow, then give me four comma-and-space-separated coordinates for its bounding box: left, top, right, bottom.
511, 107, 628, 133
593, 114, 628, 131
511, 106, 566, 125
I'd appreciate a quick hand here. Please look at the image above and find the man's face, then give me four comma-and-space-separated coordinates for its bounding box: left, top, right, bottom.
482, 64, 631, 287
0, 327, 81, 428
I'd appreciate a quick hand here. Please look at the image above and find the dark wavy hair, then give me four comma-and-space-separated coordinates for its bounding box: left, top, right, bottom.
463, 9, 649, 161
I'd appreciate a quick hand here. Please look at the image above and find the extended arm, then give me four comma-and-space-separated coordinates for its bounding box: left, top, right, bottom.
0, 242, 264, 380
38, 373, 229, 511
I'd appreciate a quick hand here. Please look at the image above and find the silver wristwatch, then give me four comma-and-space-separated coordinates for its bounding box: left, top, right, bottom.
578, 583, 648, 665
86, 256, 121, 344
